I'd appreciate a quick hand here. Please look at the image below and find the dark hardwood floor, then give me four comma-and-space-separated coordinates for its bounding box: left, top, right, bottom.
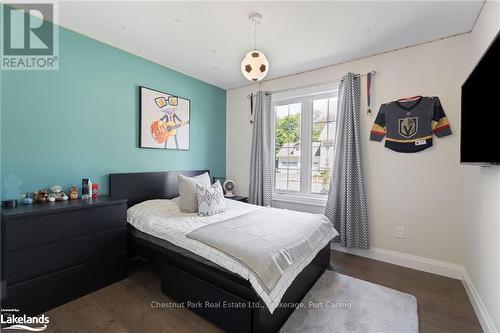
331, 251, 482, 333
43, 250, 482, 333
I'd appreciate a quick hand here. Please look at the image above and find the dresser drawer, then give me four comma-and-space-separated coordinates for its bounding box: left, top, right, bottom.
4, 203, 126, 252
3, 251, 128, 316
6, 228, 126, 285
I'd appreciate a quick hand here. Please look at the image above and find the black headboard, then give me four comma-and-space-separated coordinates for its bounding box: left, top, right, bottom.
109, 170, 209, 207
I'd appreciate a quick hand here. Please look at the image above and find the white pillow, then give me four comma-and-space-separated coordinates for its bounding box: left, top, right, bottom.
177, 172, 211, 212
197, 181, 226, 217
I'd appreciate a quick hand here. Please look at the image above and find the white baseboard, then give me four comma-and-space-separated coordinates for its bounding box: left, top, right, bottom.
461, 268, 499, 333
330, 243, 464, 279
331, 243, 498, 333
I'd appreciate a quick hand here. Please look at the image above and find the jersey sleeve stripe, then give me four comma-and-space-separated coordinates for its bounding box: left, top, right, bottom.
371, 124, 386, 134
432, 116, 452, 138
433, 124, 450, 133
432, 116, 450, 130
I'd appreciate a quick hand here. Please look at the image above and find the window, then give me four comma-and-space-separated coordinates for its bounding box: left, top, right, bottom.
273, 85, 338, 199
275, 102, 301, 192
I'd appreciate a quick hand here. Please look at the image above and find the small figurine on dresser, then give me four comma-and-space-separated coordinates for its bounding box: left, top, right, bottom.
92, 183, 98, 199
81, 178, 91, 199
34, 190, 49, 203
48, 185, 69, 202
22, 192, 33, 205
69, 186, 79, 200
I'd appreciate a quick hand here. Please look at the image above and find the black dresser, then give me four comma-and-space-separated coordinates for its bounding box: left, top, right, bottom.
0, 196, 128, 315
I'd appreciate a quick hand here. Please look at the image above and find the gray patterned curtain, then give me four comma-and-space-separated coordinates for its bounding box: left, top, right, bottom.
325, 73, 369, 248
249, 91, 273, 206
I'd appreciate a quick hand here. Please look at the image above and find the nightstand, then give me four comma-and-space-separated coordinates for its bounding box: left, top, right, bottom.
225, 196, 248, 203
0, 196, 128, 315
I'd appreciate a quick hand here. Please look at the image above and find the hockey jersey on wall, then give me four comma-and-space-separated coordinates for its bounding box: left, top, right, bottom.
370, 96, 451, 153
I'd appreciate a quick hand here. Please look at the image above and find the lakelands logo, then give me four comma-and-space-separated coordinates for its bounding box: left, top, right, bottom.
1, 309, 49, 331
1, 2, 59, 70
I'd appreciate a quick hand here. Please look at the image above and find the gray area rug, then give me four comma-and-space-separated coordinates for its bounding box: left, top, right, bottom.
281, 271, 418, 333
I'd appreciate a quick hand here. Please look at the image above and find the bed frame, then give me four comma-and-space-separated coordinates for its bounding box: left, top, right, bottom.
109, 170, 330, 333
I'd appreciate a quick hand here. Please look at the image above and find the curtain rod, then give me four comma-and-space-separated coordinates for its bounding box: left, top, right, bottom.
247, 71, 376, 99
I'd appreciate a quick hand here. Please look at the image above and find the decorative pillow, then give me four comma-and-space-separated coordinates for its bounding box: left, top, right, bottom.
178, 172, 211, 212
197, 181, 226, 217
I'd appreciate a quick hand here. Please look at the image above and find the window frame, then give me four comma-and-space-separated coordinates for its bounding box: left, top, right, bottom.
272, 86, 339, 201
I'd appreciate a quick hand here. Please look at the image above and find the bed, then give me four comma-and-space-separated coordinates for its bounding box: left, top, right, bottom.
109, 170, 335, 333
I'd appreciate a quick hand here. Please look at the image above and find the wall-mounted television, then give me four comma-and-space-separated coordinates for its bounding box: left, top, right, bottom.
461, 30, 500, 165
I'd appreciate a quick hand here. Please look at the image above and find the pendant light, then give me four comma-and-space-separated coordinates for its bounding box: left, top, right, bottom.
241, 13, 269, 82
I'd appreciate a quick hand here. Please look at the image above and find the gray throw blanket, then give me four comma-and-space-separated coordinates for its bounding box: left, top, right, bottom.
187, 207, 337, 292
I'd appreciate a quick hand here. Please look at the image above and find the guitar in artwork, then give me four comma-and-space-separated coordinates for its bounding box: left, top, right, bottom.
151, 120, 190, 144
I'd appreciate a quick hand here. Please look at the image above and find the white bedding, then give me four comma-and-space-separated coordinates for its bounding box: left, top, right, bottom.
127, 198, 337, 313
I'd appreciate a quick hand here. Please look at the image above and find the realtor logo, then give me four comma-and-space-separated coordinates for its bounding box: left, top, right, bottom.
1, 2, 59, 70
1, 308, 49, 331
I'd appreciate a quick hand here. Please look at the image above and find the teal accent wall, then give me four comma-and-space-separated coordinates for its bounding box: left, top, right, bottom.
1, 26, 226, 199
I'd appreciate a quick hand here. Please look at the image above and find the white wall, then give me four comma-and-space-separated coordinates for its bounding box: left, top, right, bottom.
226, 2, 500, 330
227, 34, 470, 265
462, 2, 500, 332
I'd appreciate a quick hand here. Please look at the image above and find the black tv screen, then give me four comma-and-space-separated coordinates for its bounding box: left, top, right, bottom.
461, 31, 500, 164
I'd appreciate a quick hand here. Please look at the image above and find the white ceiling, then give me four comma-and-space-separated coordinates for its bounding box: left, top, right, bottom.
58, 1, 483, 90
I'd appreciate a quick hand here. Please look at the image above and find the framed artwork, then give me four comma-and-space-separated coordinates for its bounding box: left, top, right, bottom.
140, 86, 190, 150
